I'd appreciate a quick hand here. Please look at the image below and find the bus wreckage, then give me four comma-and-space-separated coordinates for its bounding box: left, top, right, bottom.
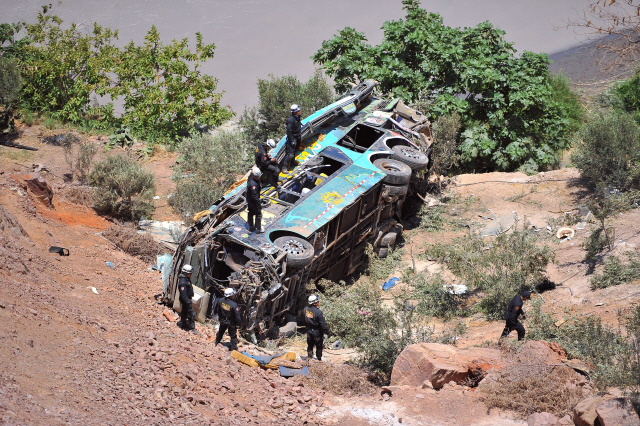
163, 80, 432, 337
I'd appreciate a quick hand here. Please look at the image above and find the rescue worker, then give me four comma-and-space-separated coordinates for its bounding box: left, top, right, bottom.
255, 138, 280, 186
282, 104, 302, 172
177, 264, 197, 333
500, 290, 531, 341
247, 165, 263, 233
304, 295, 330, 361
214, 288, 242, 351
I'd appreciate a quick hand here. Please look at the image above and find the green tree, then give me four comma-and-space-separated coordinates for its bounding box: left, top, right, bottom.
108, 26, 233, 143
239, 70, 333, 143
313, 0, 575, 173
614, 70, 640, 124
18, 11, 119, 123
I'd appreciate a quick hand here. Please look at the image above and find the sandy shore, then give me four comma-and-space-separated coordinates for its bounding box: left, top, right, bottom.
3, 0, 620, 111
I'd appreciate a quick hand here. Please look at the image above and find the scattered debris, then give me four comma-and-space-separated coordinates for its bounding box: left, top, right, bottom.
556, 227, 575, 239
105, 261, 116, 269
445, 284, 468, 295
87, 287, 99, 294
382, 277, 399, 291
48, 246, 69, 256
480, 214, 516, 237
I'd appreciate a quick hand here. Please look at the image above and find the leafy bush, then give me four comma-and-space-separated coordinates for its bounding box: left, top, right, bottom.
169, 130, 252, 218
0, 57, 23, 133
571, 111, 640, 191
408, 273, 465, 319
313, 0, 575, 172
239, 70, 334, 143
428, 113, 462, 180
429, 228, 555, 319
528, 299, 640, 395
548, 72, 584, 134
320, 280, 435, 374
613, 70, 640, 123
89, 153, 156, 220
61, 133, 97, 183
590, 252, 640, 290
362, 244, 403, 284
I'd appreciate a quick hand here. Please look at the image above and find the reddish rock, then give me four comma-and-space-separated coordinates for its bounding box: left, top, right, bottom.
390, 343, 503, 389
596, 398, 640, 426
528, 412, 559, 426
574, 395, 606, 426
521, 341, 566, 364
23, 173, 54, 208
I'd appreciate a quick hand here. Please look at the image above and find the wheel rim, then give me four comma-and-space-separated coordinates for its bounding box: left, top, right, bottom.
399, 147, 425, 160
283, 239, 306, 255
384, 163, 402, 172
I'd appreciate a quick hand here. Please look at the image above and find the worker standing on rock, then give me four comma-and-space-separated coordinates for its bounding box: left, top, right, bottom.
282, 104, 302, 172
214, 288, 242, 351
247, 166, 263, 233
304, 295, 330, 361
178, 264, 198, 334
500, 290, 531, 341
255, 138, 280, 186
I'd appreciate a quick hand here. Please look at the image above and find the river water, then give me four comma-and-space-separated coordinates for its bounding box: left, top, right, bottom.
3, 0, 594, 112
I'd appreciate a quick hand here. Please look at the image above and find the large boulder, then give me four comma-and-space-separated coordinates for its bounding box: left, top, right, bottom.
390, 343, 503, 389
574, 395, 606, 426
596, 398, 640, 426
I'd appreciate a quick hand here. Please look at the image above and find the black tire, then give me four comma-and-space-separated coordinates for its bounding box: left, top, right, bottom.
274, 236, 314, 268
380, 204, 394, 219
378, 232, 398, 248
391, 146, 429, 171
375, 246, 389, 258
373, 158, 412, 185
279, 321, 298, 338
382, 184, 408, 197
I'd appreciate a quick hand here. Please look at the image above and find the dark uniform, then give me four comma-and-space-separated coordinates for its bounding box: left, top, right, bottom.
246, 173, 262, 232
304, 304, 330, 361
178, 274, 196, 331
501, 294, 526, 341
283, 114, 301, 171
214, 296, 242, 351
255, 143, 280, 186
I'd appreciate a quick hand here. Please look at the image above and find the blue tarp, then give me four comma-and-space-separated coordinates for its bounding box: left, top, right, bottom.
279, 366, 309, 378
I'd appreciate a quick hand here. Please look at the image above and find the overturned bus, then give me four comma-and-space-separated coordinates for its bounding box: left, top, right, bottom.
163, 80, 432, 336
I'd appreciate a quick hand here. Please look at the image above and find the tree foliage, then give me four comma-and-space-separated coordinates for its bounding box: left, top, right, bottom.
313, 0, 577, 172
239, 70, 333, 143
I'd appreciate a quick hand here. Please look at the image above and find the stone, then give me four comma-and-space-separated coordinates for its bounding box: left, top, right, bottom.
527, 412, 559, 426
23, 173, 53, 208
557, 415, 573, 426
596, 398, 640, 426
574, 395, 606, 426
390, 343, 503, 389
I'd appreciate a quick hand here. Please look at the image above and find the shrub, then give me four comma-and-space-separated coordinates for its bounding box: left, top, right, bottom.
428, 113, 462, 181
89, 153, 156, 220
590, 252, 640, 290
549, 72, 584, 134
571, 111, 640, 192
61, 133, 97, 183
169, 130, 252, 218
408, 273, 465, 319
239, 70, 334, 143
528, 299, 640, 396
428, 228, 555, 319
0, 57, 23, 133
362, 244, 403, 284
613, 70, 640, 123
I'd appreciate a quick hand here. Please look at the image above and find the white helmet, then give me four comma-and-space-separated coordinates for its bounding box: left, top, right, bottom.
266, 139, 276, 149
252, 165, 262, 177
290, 104, 300, 113
224, 288, 236, 297
308, 294, 319, 304
181, 264, 193, 274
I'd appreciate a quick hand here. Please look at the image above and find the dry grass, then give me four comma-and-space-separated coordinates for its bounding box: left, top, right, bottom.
59, 185, 94, 207
102, 222, 164, 263
294, 362, 377, 397
478, 345, 593, 418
